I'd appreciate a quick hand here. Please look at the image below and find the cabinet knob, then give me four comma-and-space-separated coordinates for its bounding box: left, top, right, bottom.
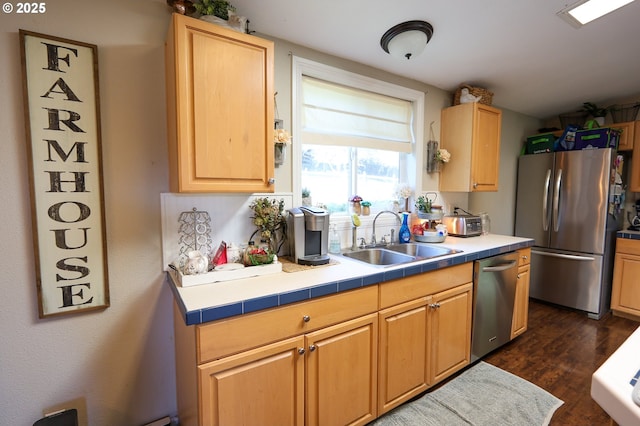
308, 344, 316, 352
521, 255, 528, 260
268, 178, 275, 185
429, 303, 441, 309
473, 182, 478, 189
302, 315, 311, 323
517, 273, 522, 279
298, 347, 305, 355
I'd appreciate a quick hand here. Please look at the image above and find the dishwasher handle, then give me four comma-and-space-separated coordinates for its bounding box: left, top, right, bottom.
481, 260, 518, 272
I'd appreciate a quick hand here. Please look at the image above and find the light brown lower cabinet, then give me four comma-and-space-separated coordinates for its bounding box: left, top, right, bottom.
377, 263, 473, 415
611, 238, 640, 320
173, 260, 499, 425
511, 248, 531, 339
198, 314, 378, 426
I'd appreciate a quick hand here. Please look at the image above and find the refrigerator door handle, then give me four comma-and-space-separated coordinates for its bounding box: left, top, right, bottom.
543, 169, 551, 231
532, 249, 595, 261
552, 168, 562, 232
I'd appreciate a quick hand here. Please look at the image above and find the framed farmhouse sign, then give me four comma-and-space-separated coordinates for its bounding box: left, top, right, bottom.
20, 30, 110, 318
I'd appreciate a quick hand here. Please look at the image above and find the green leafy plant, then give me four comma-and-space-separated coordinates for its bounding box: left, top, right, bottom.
415, 195, 432, 213
302, 188, 311, 198
249, 198, 287, 253
193, 0, 235, 19
581, 102, 609, 118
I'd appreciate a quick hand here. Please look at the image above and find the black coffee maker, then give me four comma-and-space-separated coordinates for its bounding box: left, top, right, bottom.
628, 200, 640, 231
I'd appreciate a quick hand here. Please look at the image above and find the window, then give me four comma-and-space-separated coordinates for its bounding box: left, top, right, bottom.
292, 57, 424, 215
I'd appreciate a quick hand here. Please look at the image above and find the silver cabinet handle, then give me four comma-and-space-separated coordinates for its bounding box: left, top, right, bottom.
429, 303, 441, 309
302, 315, 310, 323
298, 348, 305, 355
481, 261, 517, 272
473, 182, 478, 189
268, 178, 275, 184
308, 344, 316, 352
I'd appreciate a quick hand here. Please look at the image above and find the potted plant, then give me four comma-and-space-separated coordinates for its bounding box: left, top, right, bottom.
249, 197, 287, 255
193, 0, 235, 20
302, 188, 312, 206
581, 102, 609, 126
415, 195, 432, 214
415, 193, 443, 220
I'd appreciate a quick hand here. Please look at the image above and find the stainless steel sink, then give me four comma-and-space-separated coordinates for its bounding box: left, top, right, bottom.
341, 248, 416, 266
341, 244, 462, 267
385, 243, 461, 259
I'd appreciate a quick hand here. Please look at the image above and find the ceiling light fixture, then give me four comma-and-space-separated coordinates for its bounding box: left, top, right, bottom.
380, 20, 433, 60
557, 0, 636, 28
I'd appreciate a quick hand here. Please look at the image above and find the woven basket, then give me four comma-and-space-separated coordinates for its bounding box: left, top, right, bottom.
453, 84, 494, 106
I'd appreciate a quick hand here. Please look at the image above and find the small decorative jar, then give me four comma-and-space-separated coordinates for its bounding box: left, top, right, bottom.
361, 201, 371, 216
350, 195, 363, 215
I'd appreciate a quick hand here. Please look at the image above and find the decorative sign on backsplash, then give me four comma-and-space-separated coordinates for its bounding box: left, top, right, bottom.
20, 30, 110, 318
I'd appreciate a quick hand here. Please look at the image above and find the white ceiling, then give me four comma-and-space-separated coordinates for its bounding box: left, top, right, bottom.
230, 0, 640, 119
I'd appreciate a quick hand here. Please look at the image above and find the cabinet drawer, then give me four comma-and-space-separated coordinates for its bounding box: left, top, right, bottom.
616, 238, 640, 255
518, 248, 531, 266
379, 263, 472, 309
197, 285, 378, 363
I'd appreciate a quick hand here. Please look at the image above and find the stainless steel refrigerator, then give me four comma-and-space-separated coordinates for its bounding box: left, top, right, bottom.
514, 148, 621, 319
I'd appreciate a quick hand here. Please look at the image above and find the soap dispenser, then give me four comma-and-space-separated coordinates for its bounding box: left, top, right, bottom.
399, 212, 411, 244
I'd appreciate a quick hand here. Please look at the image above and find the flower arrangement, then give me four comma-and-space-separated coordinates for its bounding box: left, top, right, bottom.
274, 128, 292, 145
395, 183, 413, 200
435, 148, 451, 163
249, 197, 287, 253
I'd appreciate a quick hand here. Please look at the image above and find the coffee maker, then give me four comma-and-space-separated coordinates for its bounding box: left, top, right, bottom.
287, 206, 330, 265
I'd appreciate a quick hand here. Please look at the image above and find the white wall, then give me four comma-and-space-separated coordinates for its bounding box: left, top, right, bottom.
0, 1, 175, 424
0, 2, 541, 425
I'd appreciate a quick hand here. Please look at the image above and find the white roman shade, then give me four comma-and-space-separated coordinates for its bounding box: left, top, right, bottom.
301, 76, 414, 152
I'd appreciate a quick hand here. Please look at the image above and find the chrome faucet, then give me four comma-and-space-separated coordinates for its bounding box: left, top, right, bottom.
371, 211, 402, 245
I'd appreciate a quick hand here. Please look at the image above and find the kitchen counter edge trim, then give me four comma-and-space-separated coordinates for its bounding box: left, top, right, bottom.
168, 239, 534, 326
617, 230, 640, 240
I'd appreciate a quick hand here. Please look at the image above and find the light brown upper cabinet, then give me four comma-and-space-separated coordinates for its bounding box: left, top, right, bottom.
613, 121, 635, 151
439, 103, 502, 192
165, 13, 275, 192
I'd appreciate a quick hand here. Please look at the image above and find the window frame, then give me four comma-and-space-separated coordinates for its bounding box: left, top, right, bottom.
291, 57, 425, 223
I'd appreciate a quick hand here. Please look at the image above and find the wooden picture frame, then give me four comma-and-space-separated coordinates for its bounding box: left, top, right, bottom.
19, 30, 110, 318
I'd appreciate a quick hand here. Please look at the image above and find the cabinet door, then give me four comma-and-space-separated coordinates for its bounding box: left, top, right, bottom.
305, 313, 378, 426
166, 13, 275, 193
611, 252, 640, 315
631, 121, 640, 192
378, 297, 430, 414
511, 264, 530, 339
614, 121, 635, 151
198, 336, 304, 426
429, 282, 473, 384
439, 103, 501, 192
471, 104, 502, 191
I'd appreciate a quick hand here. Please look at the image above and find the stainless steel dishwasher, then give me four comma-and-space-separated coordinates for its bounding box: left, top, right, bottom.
471, 252, 519, 362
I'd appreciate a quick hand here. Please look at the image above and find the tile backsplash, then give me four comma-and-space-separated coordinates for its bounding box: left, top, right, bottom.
160, 192, 294, 270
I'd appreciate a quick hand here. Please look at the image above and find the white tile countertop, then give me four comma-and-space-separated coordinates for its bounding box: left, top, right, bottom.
591, 326, 640, 426
167, 234, 533, 325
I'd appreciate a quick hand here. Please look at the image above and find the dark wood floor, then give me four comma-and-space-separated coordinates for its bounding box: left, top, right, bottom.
484, 299, 639, 425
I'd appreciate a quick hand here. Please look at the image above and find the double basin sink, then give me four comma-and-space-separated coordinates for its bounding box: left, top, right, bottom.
341, 243, 461, 267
